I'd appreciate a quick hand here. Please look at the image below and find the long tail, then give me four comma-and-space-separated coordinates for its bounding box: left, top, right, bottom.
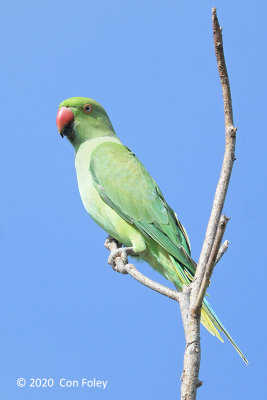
170, 255, 248, 364
202, 298, 248, 364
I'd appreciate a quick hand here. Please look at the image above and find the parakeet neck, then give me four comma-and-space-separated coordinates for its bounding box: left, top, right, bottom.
72, 122, 118, 153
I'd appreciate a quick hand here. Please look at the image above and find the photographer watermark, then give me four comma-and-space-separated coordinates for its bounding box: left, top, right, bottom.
17, 377, 108, 389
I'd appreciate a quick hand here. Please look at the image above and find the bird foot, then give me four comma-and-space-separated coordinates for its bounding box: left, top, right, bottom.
105, 237, 138, 274
108, 246, 135, 268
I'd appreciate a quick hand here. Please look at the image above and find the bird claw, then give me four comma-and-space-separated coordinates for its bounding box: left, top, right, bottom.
108, 247, 135, 269
112, 258, 128, 274
105, 237, 137, 274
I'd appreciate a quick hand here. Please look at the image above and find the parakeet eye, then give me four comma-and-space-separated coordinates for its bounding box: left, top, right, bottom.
83, 104, 93, 114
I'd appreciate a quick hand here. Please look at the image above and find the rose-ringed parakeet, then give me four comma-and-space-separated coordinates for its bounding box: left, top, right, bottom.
56, 97, 248, 364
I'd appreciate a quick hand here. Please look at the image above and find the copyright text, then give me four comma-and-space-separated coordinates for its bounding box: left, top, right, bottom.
17, 377, 108, 389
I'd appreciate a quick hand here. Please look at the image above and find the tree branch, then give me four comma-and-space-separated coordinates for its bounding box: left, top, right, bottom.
104, 231, 229, 309
179, 286, 191, 344
189, 8, 237, 313
180, 8, 237, 400
195, 214, 229, 309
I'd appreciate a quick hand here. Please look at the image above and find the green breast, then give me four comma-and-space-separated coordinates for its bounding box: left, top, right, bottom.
74, 137, 123, 236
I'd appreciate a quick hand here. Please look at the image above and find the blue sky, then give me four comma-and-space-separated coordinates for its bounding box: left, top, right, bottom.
1, 1, 266, 398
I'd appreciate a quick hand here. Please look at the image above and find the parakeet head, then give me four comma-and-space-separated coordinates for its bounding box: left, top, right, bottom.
56, 97, 116, 149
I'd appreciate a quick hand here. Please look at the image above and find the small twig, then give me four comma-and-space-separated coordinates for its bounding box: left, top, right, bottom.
126, 264, 180, 301
194, 215, 229, 310
215, 240, 230, 265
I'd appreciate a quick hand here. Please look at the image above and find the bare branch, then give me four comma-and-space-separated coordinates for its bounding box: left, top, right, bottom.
179, 286, 191, 344
195, 215, 229, 309
180, 8, 237, 400
180, 316, 201, 400
190, 7, 237, 312
126, 263, 179, 301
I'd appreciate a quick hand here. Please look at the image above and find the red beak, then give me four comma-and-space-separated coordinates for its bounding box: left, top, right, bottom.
56, 107, 74, 137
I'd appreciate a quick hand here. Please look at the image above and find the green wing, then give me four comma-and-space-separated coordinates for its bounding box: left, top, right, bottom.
90, 142, 196, 274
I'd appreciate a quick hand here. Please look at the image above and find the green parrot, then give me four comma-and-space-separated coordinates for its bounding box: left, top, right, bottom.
56, 96, 248, 364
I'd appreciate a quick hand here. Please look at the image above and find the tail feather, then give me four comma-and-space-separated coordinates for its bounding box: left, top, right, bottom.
170, 256, 248, 364
203, 298, 249, 364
